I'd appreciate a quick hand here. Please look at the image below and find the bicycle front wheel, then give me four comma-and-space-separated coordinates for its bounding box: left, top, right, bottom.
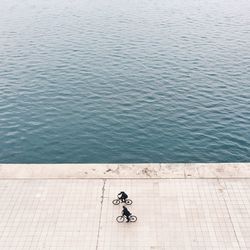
112, 199, 120, 205
116, 216, 125, 223
125, 199, 133, 205
130, 215, 137, 222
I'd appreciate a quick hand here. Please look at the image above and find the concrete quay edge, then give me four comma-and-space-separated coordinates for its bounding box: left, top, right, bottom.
0, 163, 250, 179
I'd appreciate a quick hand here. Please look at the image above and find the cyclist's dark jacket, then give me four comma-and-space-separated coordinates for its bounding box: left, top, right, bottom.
119, 192, 128, 199
122, 207, 131, 216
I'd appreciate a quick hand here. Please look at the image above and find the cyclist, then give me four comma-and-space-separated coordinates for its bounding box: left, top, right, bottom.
118, 191, 128, 203
122, 206, 131, 222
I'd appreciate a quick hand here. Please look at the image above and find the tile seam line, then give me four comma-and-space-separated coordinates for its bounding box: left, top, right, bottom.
96, 178, 106, 250
218, 178, 241, 249
1, 177, 250, 180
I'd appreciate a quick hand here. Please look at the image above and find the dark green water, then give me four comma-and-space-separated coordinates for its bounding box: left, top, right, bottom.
0, 0, 250, 163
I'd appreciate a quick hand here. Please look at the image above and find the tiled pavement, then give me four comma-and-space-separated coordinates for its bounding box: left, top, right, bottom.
0, 179, 250, 249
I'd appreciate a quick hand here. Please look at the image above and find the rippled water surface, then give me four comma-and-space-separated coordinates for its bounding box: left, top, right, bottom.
1, 0, 250, 163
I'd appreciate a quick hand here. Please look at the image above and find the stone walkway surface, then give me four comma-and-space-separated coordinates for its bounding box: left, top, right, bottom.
0, 178, 250, 249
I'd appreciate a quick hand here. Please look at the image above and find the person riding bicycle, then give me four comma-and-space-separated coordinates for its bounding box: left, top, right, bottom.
122, 206, 131, 222
118, 191, 128, 203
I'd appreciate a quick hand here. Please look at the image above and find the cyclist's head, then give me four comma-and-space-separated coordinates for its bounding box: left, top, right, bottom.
123, 206, 126, 209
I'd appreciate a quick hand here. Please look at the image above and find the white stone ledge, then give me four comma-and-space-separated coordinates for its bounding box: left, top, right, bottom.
0, 163, 250, 179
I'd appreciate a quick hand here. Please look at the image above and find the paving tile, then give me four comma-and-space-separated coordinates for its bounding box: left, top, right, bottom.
0, 180, 103, 250
222, 179, 250, 249
98, 179, 241, 249
1, 179, 249, 249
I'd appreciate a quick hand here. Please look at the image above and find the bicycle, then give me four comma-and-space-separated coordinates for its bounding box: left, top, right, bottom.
116, 214, 137, 223
112, 196, 133, 205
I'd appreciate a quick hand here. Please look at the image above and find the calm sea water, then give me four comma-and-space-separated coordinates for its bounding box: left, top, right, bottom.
0, 0, 250, 163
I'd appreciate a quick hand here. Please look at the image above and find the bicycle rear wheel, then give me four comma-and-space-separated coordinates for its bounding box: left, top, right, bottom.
130, 215, 137, 222
116, 216, 125, 223
125, 199, 133, 205
112, 199, 120, 205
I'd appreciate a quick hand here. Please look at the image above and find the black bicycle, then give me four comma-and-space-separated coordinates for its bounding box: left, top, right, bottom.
112, 196, 133, 205
116, 214, 137, 223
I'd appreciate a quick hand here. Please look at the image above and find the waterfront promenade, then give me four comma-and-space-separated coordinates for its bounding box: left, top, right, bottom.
0, 163, 250, 249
